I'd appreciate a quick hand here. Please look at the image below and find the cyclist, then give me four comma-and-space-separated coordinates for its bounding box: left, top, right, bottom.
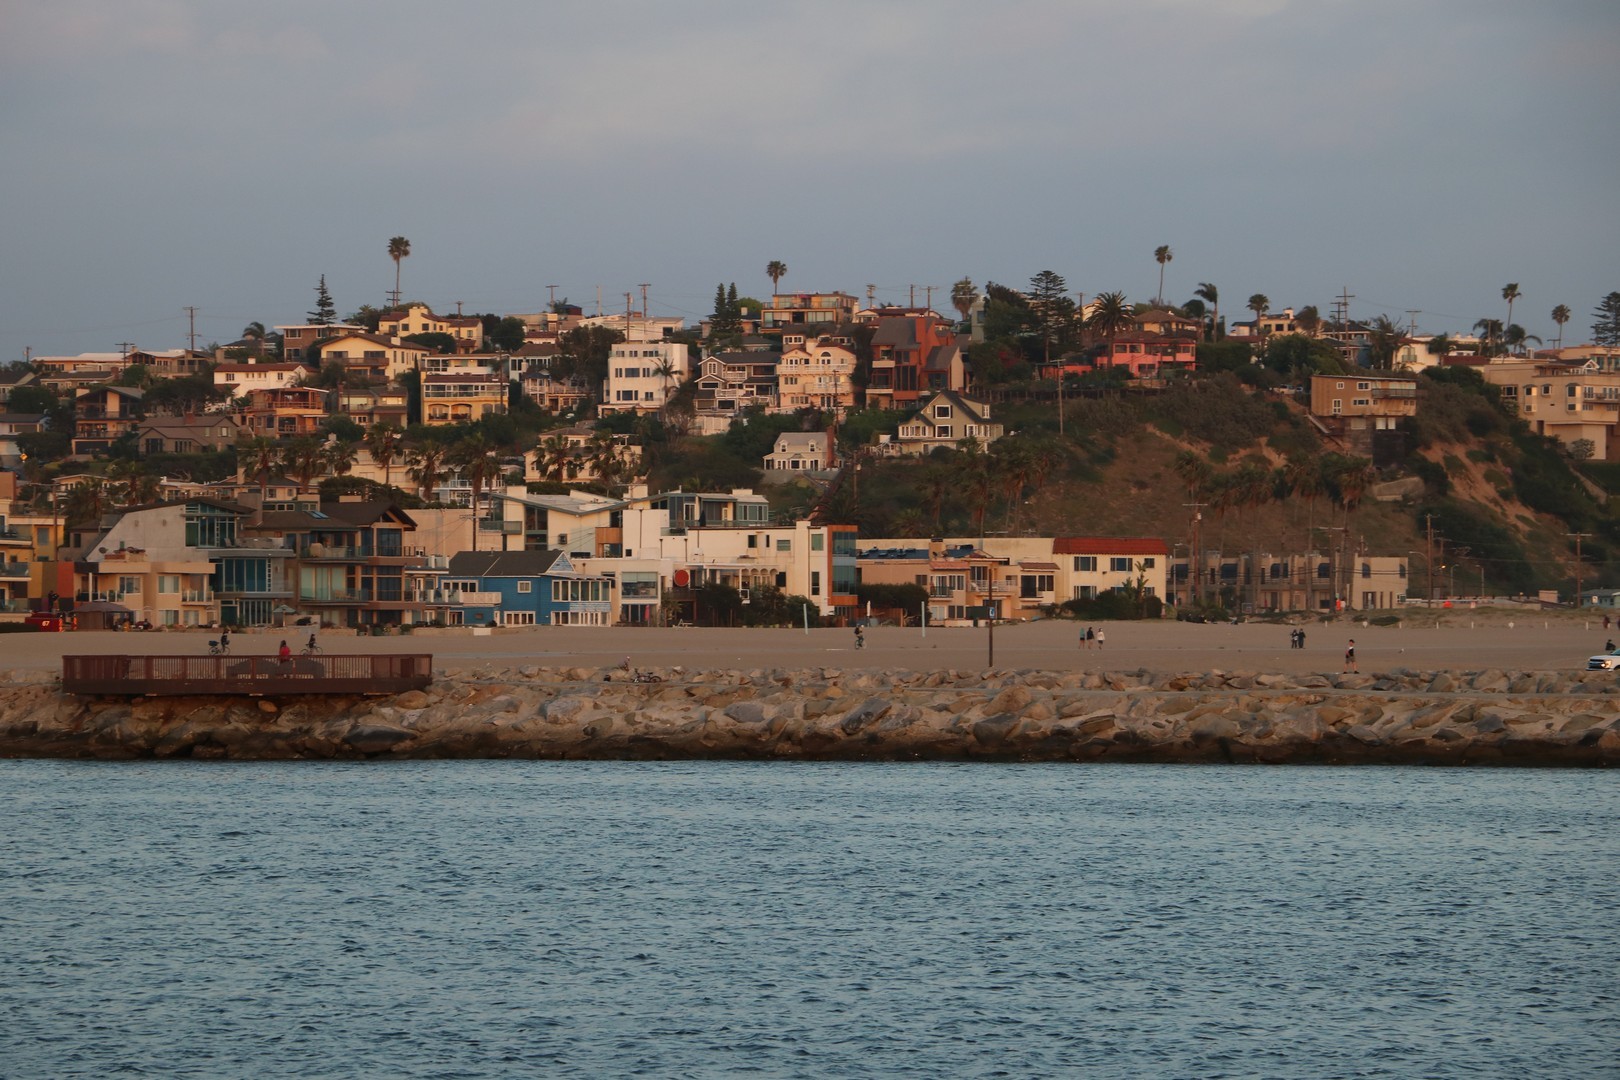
306, 632, 319, 655
219, 629, 230, 654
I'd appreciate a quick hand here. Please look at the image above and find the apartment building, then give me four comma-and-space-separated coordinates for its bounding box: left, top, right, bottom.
599, 342, 690, 415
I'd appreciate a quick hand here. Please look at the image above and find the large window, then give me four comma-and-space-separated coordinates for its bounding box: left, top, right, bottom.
185, 504, 238, 548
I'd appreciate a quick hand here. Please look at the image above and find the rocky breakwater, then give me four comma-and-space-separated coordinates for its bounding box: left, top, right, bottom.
1, 665, 1617, 765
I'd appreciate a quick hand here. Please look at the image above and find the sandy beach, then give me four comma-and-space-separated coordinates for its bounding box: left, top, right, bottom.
15, 609, 1620, 676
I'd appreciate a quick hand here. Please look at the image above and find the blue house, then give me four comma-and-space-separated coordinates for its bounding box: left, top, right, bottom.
445, 550, 613, 627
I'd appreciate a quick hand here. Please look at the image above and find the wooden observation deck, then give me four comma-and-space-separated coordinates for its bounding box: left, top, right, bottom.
62, 654, 433, 697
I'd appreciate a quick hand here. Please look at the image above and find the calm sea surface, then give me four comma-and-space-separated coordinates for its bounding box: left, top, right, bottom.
2, 761, 1615, 1079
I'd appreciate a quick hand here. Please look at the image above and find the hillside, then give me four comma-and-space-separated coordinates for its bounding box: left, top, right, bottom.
747, 371, 1618, 597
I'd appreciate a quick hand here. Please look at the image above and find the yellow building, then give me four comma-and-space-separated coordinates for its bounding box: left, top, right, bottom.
422, 372, 507, 426
378, 304, 485, 352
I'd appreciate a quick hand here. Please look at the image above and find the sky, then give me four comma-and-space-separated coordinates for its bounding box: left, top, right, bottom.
2, 0, 1617, 362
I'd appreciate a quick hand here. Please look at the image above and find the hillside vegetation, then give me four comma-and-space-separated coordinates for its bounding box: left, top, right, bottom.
681, 370, 1618, 597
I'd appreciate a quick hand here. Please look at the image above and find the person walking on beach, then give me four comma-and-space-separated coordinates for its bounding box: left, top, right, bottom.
1343, 639, 1357, 673
1095, 627, 1105, 650
1298, 628, 1306, 650
1079, 623, 1088, 654
1085, 626, 1095, 650
278, 639, 291, 665
854, 625, 865, 650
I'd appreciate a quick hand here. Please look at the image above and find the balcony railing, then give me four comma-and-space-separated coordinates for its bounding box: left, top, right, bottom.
0, 562, 31, 579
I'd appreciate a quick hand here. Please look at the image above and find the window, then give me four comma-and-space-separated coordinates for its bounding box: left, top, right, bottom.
1110, 558, 1132, 572
1357, 381, 1370, 390
810, 571, 821, 595
777, 539, 791, 552
517, 580, 532, 593
1073, 556, 1096, 572
1353, 398, 1370, 407
503, 612, 536, 626
158, 575, 179, 594
935, 425, 952, 439
1332, 399, 1343, 414
933, 404, 953, 418
1142, 558, 1156, 568
119, 576, 141, 595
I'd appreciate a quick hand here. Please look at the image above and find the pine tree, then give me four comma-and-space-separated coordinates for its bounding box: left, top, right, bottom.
309, 275, 337, 325
1591, 291, 1620, 347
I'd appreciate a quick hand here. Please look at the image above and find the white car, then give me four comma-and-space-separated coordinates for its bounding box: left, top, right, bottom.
1587, 650, 1620, 670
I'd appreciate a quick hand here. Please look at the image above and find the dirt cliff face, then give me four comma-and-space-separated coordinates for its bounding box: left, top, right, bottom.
2, 665, 1617, 765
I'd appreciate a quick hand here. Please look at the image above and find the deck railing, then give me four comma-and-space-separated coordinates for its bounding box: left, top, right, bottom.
62, 654, 433, 696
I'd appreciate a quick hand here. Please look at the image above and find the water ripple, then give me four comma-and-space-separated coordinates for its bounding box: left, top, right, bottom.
1, 761, 1615, 1078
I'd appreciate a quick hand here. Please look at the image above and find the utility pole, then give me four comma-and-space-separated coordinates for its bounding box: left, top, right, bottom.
1338, 286, 1355, 329
1426, 514, 1435, 605
1406, 310, 1421, 336
1184, 501, 1205, 604
1569, 532, 1591, 606
924, 284, 936, 311
184, 306, 198, 352
638, 284, 651, 338
624, 292, 633, 338
455, 300, 463, 316
116, 342, 136, 359
866, 284, 877, 310
908, 284, 916, 308
546, 285, 558, 309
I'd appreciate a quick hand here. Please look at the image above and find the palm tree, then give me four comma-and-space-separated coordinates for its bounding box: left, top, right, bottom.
1551, 304, 1571, 349
1502, 282, 1520, 330
451, 435, 504, 550
1474, 318, 1504, 357
61, 482, 108, 531
241, 436, 282, 510
921, 465, 952, 532
1086, 291, 1133, 346
1503, 324, 1541, 356
406, 438, 448, 502
1194, 282, 1219, 340
951, 277, 977, 325
1295, 305, 1322, 337
1247, 294, 1270, 337
282, 436, 327, 495
535, 434, 573, 482
1154, 245, 1173, 304
388, 236, 411, 303
242, 321, 266, 341
653, 358, 677, 419
362, 423, 404, 490
1173, 449, 1213, 499
765, 260, 787, 295
324, 439, 359, 479
1366, 315, 1405, 369
1426, 334, 1453, 357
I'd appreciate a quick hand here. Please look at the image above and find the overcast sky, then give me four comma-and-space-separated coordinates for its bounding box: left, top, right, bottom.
3, 0, 1617, 360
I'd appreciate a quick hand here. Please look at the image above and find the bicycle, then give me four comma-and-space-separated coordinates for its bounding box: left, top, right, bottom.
301, 643, 323, 657
208, 640, 229, 656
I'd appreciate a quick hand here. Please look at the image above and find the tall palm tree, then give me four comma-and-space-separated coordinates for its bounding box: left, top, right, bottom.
951, 277, 977, 324
1173, 449, 1212, 499
451, 435, 504, 550
921, 465, 952, 532
1086, 291, 1133, 346
535, 434, 572, 482
1551, 304, 1571, 349
653, 358, 677, 419
406, 438, 448, 502
1247, 294, 1270, 337
765, 260, 787, 295
388, 236, 411, 304
1194, 282, 1219, 340
1502, 282, 1520, 330
1154, 245, 1173, 304
1473, 318, 1504, 357
362, 423, 404, 490
242, 321, 266, 341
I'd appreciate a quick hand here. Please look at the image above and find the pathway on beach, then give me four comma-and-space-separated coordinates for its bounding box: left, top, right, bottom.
13, 613, 1616, 676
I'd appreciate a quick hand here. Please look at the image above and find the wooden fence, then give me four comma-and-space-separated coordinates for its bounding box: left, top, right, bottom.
62, 654, 433, 696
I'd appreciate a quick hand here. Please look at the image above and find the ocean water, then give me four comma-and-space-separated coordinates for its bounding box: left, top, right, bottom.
2, 761, 1615, 1079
